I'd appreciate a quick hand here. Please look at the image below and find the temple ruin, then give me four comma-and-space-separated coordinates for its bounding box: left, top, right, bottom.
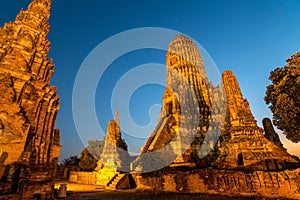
130, 34, 300, 199
97, 111, 130, 171
263, 117, 284, 148
1, 0, 299, 199
70, 115, 132, 190
214, 70, 297, 170
131, 34, 214, 171
0, 0, 61, 198
131, 34, 298, 172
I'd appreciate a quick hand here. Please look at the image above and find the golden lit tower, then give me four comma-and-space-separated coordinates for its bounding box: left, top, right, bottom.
222, 70, 257, 127
164, 34, 211, 127
0, 0, 61, 198
214, 70, 297, 170
132, 34, 211, 171
98, 113, 130, 171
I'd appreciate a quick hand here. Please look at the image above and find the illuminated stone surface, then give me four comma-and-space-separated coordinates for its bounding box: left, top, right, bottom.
0, 0, 61, 198
214, 70, 297, 170
97, 112, 130, 172
132, 34, 213, 171
129, 36, 300, 199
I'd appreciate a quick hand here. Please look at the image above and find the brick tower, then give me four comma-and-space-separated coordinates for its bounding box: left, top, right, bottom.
98, 113, 130, 172
215, 70, 297, 170
0, 0, 61, 198
131, 34, 212, 171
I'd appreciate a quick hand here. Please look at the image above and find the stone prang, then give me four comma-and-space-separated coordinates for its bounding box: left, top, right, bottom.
0, 0, 61, 198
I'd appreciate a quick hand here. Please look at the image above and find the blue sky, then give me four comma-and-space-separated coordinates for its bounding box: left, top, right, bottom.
1, 0, 300, 160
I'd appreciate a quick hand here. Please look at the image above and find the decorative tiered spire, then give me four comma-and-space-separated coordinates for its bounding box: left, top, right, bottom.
222, 70, 257, 127
98, 116, 129, 171
132, 34, 212, 169
0, 0, 60, 197
27, 0, 51, 15
166, 34, 207, 83
164, 34, 211, 119
0, 0, 53, 83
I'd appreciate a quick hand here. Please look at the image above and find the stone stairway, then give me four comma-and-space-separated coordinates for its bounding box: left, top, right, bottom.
106, 173, 126, 190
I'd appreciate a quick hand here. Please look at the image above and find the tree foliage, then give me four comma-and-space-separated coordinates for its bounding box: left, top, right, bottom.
116, 138, 128, 151
86, 140, 104, 160
79, 148, 98, 171
265, 52, 300, 142
61, 156, 80, 166
79, 140, 104, 171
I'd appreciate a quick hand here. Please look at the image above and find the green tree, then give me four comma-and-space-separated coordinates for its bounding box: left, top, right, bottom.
79, 148, 98, 171
265, 52, 300, 142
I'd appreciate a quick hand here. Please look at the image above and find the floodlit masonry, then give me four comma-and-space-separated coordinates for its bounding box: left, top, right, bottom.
70, 34, 300, 199
1, 0, 298, 198
0, 0, 61, 199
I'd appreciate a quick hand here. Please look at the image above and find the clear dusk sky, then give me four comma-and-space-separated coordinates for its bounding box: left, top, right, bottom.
0, 0, 299, 160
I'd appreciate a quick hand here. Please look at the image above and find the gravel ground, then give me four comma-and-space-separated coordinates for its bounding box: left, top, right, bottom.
61, 191, 293, 200
55, 181, 294, 200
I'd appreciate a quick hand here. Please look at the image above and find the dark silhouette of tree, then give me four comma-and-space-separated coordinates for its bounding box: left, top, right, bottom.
265, 52, 300, 142
117, 138, 128, 151
79, 148, 97, 171
86, 140, 104, 160
61, 156, 80, 166
78, 140, 104, 171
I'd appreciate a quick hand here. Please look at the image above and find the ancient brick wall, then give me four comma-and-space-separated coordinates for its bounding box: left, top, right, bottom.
134, 168, 300, 199
69, 169, 117, 186
55, 166, 80, 180
69, 172, 98, 185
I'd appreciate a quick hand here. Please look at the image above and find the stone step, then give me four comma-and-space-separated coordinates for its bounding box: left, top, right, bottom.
106, 174, 126, 189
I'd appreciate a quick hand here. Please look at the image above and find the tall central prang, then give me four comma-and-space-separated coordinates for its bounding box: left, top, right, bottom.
132, 34, 212, 171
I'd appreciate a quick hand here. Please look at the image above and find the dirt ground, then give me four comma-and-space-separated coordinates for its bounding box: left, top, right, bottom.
55, 181, 294, 200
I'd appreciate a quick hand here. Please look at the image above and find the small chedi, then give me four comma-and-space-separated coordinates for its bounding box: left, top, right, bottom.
94, 112, 130, 186
262, 117, 284, 148
70, 114, 133, 190
0, 0, 61, 199
98, 111, 129, 171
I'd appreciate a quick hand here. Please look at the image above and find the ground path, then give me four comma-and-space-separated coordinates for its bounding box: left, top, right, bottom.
54, 181, 293, 200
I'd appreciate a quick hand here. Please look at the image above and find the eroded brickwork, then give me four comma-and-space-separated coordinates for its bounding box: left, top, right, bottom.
215, 70, 297, 170
0, 0, 61, 198
132, 34, 212, 170
131, 38, 299, 199
97, 114, 130, 172
134, 168, 300, 199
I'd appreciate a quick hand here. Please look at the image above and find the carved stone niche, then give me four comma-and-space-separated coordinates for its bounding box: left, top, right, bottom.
18, 57, 31, 72
21, 83, 38, 101
17, 33, 34, 50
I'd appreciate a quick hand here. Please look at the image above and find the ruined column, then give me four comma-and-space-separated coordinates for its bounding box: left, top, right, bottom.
262, 118, 283, 148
